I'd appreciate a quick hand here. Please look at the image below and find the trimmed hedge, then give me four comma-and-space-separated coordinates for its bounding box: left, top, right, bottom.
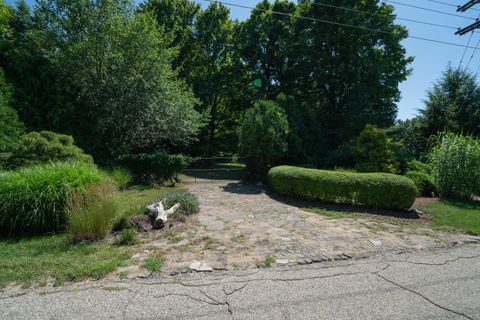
268, 166, 417, 209
0, 162, 110, 235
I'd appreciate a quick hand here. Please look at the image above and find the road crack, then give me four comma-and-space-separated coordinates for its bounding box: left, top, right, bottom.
375, 273, 474, 320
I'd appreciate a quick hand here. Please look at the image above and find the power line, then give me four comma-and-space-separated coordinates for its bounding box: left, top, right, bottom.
427, 0, 480, 12
459, 31, 475, 68
201, 0, 480, 50
465, 36, 480, 69
383, 0, 477, 20
309, 1, 466, 31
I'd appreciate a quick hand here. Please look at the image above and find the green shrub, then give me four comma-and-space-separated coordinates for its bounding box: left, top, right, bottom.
115, 228, 138, 245
110, 167, 132, 190
156, 191, 199, 222
0, 67, 24, 156
0, 162, 110, 235
268, 166, 417, 209
120, 152, 190, 185
6, 131, 93, 170
406, 160, 431, 174
238, 100, 289, 179
67, 183, 119, 242
429, 132, 480, 200
405, 171, 436, 197
354, 124, 399, 174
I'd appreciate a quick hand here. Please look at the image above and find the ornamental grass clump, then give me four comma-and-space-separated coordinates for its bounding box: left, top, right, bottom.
428, 132, 480, 200
67, 183, 119, 242
0, 162, 110, 236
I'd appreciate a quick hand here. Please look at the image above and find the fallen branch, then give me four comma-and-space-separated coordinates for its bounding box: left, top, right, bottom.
145, 202, 181, 229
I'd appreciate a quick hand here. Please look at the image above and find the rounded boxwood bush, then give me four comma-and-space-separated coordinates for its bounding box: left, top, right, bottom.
268, 166, 417, 209
0, 162, 110, 235
405, 171, 436, 197
6, 131, 93, 170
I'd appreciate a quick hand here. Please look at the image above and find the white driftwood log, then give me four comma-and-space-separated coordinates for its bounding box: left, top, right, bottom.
146, 201, 181, 229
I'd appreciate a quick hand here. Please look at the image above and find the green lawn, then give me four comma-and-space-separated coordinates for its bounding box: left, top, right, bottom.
0, 186, 174, 288
422, 200, 480, 235
0, 234, 130, 288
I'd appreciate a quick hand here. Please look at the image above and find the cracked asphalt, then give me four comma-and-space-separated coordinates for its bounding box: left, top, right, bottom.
1, 244, 480, 319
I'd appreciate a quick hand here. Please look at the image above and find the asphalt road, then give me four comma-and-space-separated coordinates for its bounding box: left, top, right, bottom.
1, 244, 480, 320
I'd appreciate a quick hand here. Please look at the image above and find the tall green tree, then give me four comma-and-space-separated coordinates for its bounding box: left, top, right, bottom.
0, 67, 24, 153
238, 100, 289, 178
237, 0, 297, 99
140, 0, 200, 76
419, 66, 480, 138
34, 0, 202, 161
293, 0, 412, 151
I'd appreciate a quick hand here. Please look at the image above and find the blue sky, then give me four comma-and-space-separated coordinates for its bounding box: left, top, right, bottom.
8, 0, 480, 120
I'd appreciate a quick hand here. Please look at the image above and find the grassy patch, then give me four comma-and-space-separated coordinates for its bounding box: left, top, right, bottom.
115, 186, 186, 214
422, 200, 480, 235
0, 234, 130, 288
145, 256, 165, 272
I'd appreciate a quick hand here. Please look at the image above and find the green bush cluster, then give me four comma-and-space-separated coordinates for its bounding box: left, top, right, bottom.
0, 162, 110, 235
429, 132, 480, 200
156, 190, 200, 222
405, 171, 436, 197
120, 152, 190, 185
404, 160, 436, 197
268, 166, 417, 209
4, 131, 93, 170
238, 100, 289, 178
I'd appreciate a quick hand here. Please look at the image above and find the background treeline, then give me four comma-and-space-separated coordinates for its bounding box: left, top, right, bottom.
1, 0, 479, 171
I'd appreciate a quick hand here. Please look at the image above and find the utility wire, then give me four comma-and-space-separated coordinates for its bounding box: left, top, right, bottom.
201, 0, 480, 50
310, 1, 467, 31
459, 31, 475, 69
383, 0, 477, 20
465, 36, 480, 69
459, 13, 480, 70
426, 0, 480, 12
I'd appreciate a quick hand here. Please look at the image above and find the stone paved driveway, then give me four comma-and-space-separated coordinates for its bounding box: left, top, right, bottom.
137, 181, 479, 274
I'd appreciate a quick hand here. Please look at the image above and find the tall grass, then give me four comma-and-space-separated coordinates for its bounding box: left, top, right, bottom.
67, 183, 119, 242
0, 162, 110, 236
110, 167, 132, 190
429, 132, 480, 200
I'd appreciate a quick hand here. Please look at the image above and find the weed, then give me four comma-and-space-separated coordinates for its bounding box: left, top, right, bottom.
145, 256, 165, 272
264, 255, 275, 267
115, 229, 138, 246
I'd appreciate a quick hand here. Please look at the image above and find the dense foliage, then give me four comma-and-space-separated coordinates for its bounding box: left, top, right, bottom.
120, 152, 190, 184
5, 131, 93, 170
268, 166, 417, 209
354, 125, 399, 173
0, 163, 110, 235
429, 132, 480, 200
0, 67, 24, 155
1, 0, 202, 162
238, 100, 289, 178
405, 171, 436, 197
